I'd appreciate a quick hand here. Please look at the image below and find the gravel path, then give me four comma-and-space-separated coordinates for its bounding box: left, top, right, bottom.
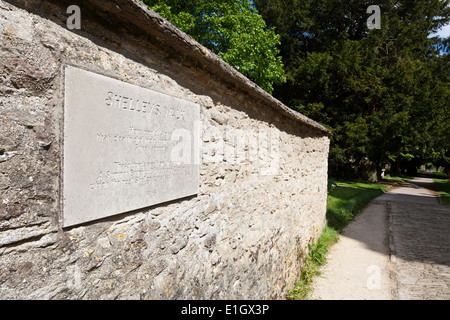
309, 176, 450, 300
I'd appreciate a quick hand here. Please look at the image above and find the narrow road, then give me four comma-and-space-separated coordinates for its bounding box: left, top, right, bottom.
309, 176, 450, 300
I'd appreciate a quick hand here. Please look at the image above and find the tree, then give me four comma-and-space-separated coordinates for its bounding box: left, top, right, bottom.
143, 0, 286, 94
255, 0, 450, 180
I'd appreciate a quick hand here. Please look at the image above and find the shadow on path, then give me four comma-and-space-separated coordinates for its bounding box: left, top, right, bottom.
345, 176, 450, 267
311, 175, 450, 300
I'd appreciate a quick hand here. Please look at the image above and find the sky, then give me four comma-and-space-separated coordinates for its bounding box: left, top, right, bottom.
431, 23, 450, 38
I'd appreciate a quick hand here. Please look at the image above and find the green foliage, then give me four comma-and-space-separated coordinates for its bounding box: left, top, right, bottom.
326, 181, 388, 231
432, 170, 449, 179
286, 179, 388, 299
286, 226, 338, 300
382, 174, 414, 183
434, 178, 450, 205
255, 0, 450, 178
142, 0, 286, 94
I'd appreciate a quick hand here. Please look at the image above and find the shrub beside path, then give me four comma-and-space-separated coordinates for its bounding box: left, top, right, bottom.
309, 175, 450, 300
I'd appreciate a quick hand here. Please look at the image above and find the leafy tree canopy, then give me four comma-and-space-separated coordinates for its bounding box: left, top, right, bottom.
255, 0, 450, 179
143, 0, 286, 94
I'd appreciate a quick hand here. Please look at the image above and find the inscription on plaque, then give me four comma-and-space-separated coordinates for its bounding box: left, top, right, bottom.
63, 66, 199, 227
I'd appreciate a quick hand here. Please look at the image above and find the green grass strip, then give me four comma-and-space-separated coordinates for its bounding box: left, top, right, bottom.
326, 180, 388, 231
434, 178, 450, 205
286, 179, 389, 300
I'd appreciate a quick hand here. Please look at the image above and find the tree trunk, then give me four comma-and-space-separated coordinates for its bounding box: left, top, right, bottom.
391, 161, 401, 176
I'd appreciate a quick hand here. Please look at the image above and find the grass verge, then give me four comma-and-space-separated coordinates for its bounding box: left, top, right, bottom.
286, 179, 389, 300
285, 225, 338, 300
434, 178, 450, 205
421, 170, 449, 205
326, 180, 389, 231
382, 174, 414, 184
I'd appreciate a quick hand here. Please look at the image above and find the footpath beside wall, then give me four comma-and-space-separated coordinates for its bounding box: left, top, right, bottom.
0, 0, 330, 299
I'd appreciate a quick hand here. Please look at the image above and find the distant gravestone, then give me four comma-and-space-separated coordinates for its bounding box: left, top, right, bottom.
63, 66, 199, 227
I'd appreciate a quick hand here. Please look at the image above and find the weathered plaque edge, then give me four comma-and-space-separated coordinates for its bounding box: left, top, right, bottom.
62, 65, 200, 228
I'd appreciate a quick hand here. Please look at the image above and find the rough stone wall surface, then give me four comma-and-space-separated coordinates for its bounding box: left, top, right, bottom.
0, 1, 329, 299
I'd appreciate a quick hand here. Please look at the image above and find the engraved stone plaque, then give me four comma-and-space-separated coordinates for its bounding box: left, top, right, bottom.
63, 66, 199, 227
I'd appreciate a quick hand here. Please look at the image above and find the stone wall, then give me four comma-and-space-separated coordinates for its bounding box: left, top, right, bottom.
0, 0, 330, 299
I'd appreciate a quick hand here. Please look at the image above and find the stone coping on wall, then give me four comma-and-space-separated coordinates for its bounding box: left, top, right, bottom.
10, 0, 331, 136
125, 0, 331, 135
